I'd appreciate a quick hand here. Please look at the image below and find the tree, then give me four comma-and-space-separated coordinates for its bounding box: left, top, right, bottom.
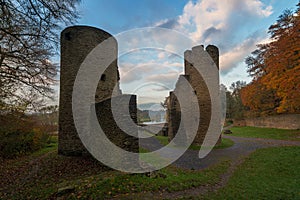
36, 105, 58, 131
0, 0, 80, 111
225, 89, 234, 119
230, 80, 246, 97
240, 80, 280, 117
243, 3, 300, 115
225, 81, 246, 120
245, 44, 269, 80
261, 5, 300, 113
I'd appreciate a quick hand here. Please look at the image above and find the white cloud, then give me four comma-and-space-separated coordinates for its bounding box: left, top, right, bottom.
119, 59, 182, 84
245, 1, 273, 17
119, 62, 156, 83
147, 72, 180, 81
219, 30, 273, 73
175, 0, 273, 42
154, 0, 273, 73
158, 52, 167, 59
220, 36, 260, 73
152, 85, 170, 92
120, 0, 274, 95
162, 60, 183, 68
146, 72, 181, 88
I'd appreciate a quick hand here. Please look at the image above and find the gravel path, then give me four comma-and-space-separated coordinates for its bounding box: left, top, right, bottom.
113, 128, 300, 200
139, 129, 300, 170
109, 127, 300, 199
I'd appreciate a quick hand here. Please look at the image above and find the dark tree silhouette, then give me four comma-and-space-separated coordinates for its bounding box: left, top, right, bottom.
0, 0, 80, 110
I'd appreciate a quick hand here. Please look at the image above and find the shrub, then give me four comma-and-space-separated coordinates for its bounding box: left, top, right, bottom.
0, 112, 50, 159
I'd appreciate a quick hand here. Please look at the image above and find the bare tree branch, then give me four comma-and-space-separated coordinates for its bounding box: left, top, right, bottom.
0, 0, 80, 110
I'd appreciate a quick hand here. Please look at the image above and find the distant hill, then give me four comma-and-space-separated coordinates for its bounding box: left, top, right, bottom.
137, 109, 151, 123
148, 110, 166, 122
137, 103, 166, 122
138, 103, 163, 111
137, 103, 166, 123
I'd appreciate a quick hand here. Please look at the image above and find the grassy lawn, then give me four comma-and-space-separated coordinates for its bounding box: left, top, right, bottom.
66, 161, 229, 199
155, 135, 234, 150
204, 146, 300, 199
190, 138, 234, 150
139, 147, 150, 153
2, 133, 299, 199
155, 135, 169, 146
229, 126, 300, 140
214, 138, 235, 149
1, 136, 230, 199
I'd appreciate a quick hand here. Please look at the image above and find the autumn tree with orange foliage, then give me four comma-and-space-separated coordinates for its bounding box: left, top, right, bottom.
241, 79, 280, 117
241, 3, 300, 115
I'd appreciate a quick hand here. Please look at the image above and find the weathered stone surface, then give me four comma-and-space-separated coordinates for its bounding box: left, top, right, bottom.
167, 91, 181, 141
95, 95, 139, 153
59, 26, 136, 156
167, 45, 221, 146
59, 26, 114, 155
234, 114, 300, 130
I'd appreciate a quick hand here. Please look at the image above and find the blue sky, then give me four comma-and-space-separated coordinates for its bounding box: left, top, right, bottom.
75, 0, 299, 105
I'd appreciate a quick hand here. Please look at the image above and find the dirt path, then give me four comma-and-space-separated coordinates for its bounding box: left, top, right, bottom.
2, 129, 299, 199
135, 134, 300, 199
140, 132, 300, 170
173, 134, 300, 170
154, 135, 300, 199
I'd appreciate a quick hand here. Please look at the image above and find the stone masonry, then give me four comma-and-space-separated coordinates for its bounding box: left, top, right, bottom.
95, 95, 139, 153
59, 26, 137, 156
167, 45, 221, 146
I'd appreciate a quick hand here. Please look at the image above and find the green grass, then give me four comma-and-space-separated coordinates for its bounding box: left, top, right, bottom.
229, 126, 300, 140
205, 146, 300, 199
214, 138, 234, 149
64, 160, 230, 199
5, 131, 299, 199
189, 138, 234, 150
155, 135, 169, 146
155, 136, 234, 150
31, 135, 58, 156
12, 158, 230, 199
1, 134, 231, 199
139, 147, 149, 153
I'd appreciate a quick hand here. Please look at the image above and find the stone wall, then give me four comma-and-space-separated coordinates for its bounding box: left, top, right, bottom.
95, 95, 139, 153
234, 114, 300, 130
167, 45, 221, 146
59, 26, 136, 156
167, 91, 181, 141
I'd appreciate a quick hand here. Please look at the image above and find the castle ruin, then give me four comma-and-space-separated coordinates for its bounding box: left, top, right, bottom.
58, 25, 220, 157
58, 26, 138, 155
167, 45, 221, 146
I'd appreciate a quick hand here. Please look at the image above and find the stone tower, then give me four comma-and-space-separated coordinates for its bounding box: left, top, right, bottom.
167, 45, 220, 146
59, 26, 136, 156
